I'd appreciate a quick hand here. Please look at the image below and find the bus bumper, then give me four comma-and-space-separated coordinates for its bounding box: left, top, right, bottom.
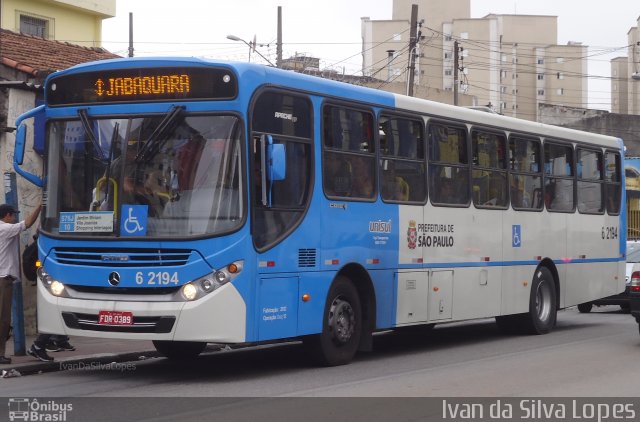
35, 280, 247, 343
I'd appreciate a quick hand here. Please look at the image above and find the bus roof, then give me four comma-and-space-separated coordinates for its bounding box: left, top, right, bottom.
48, 57, 622, 150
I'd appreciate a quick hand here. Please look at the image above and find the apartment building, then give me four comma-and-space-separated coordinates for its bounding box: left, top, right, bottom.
631, 23, 640, 115
361, 0, 588, 121
1, 0, 115, 47
610, 17, 640, 116
610, 57, 629, 114
362, 0, 469, 100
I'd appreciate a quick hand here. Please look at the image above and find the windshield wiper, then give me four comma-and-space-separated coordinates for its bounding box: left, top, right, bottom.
78, 108, 106, 161
135, 105, 185, 163
103, 122, 120, 206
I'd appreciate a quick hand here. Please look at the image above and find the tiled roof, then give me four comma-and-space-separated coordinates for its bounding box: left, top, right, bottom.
0, 29, 120, 78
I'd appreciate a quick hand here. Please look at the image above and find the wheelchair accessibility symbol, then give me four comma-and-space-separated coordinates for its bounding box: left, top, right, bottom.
120, 205, 148, 236
512, 225, 521, 248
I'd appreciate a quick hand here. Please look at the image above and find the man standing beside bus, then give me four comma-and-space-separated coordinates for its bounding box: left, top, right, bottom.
0, 202, 41, 364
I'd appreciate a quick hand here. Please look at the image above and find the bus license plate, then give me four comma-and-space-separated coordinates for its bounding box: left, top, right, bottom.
98, 311, 133, 326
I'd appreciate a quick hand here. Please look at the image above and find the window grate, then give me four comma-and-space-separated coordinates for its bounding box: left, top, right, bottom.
19, 14, 49, 38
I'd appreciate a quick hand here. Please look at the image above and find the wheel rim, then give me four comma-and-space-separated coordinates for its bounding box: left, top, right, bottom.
328, 296, 356, 344
535, 280, 552, 322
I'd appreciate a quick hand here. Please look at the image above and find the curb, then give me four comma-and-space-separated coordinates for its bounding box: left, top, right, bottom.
2, 343, 231, 377
3, 350, 160, 377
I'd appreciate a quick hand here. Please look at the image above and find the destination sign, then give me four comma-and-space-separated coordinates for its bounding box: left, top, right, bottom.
47, 67, 237, 105
94, 74, 191, 98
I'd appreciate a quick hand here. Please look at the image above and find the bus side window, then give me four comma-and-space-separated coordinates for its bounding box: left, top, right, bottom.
379, 114, 425, 203
428, 121, 469, 206
509, 136, 542, 211
323, 104, 375, 200
577, 148, 604, 214
544, 142, 575, 212
472, 129, 508, 209
605, 151, 621, 215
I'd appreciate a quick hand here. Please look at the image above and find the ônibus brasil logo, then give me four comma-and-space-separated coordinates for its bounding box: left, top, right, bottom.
8, 398, 72, 422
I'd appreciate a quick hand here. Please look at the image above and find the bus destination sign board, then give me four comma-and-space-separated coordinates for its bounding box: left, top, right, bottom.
46, 67, 237, 106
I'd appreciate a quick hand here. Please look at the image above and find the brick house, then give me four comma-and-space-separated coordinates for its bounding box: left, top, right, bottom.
0, 28, 120, 333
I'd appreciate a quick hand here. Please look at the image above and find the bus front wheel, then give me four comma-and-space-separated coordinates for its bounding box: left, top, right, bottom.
305, 276, 362, 366
153, 340, 207, 360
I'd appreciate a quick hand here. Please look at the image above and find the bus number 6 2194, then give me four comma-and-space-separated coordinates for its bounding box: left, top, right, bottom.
135, 271, 179, 285
601, 226, 618, 240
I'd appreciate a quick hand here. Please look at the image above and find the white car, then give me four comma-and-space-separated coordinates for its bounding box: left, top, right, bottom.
577, 240, 639, 313
626, 241, 640, 283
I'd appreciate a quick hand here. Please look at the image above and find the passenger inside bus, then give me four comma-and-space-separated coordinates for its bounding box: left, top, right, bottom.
381, 160, 410, 201
392, 176, 409, 201
350, 155, 374, 198
544, 183, 555, 208
438, 178, 456, 203
532, 188, 543, 209
513, 187, 531, 208
324, 155, 352, 197
124, 169, 169, 217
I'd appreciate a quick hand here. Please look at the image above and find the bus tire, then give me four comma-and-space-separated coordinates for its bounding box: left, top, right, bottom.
306, 276, 362, 366
153, 340, 207, 360
523, 267, 557, 334
577, 303, 593, 313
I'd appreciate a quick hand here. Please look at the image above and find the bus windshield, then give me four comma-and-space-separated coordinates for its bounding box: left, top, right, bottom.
42, 113, 244, 238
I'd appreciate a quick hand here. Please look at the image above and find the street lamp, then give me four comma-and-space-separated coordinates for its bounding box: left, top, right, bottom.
227, 35, 275, 67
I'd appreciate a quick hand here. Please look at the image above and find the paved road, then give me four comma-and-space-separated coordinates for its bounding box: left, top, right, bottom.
2, 306, 639, 400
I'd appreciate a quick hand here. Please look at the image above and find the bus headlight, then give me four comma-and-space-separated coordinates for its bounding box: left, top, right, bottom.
180, 260, 243, 301
181, 283, 198, 301
50, 280, 65, 296
200, 277, 218, 293
215, 270, 228, 284
37, 267, 67, 297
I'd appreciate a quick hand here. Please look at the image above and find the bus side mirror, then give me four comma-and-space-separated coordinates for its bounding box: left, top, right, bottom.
260, 134, 287, 208
13, 104, 45, 187
268, 143, 286, 181
15, 124, 27, 165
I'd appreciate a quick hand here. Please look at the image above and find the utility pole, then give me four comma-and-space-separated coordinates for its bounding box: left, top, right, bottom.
406, 4, 418, 96
128, 12, 134, 57
453, 40, 459, 105
276, 6, 282, 68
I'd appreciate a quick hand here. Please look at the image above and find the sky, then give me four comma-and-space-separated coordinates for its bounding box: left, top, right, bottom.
101, 0, 640, 111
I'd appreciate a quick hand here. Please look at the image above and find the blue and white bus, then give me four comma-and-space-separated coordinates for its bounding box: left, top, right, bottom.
14, 57, 625, 366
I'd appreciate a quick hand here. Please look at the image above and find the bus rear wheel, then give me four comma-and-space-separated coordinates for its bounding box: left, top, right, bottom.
523, 267, 557, 334
306, 276, 362, 366
153, 340, 207, 360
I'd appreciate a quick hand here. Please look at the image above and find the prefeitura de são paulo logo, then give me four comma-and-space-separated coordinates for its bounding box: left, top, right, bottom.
407, 220, 417, 249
